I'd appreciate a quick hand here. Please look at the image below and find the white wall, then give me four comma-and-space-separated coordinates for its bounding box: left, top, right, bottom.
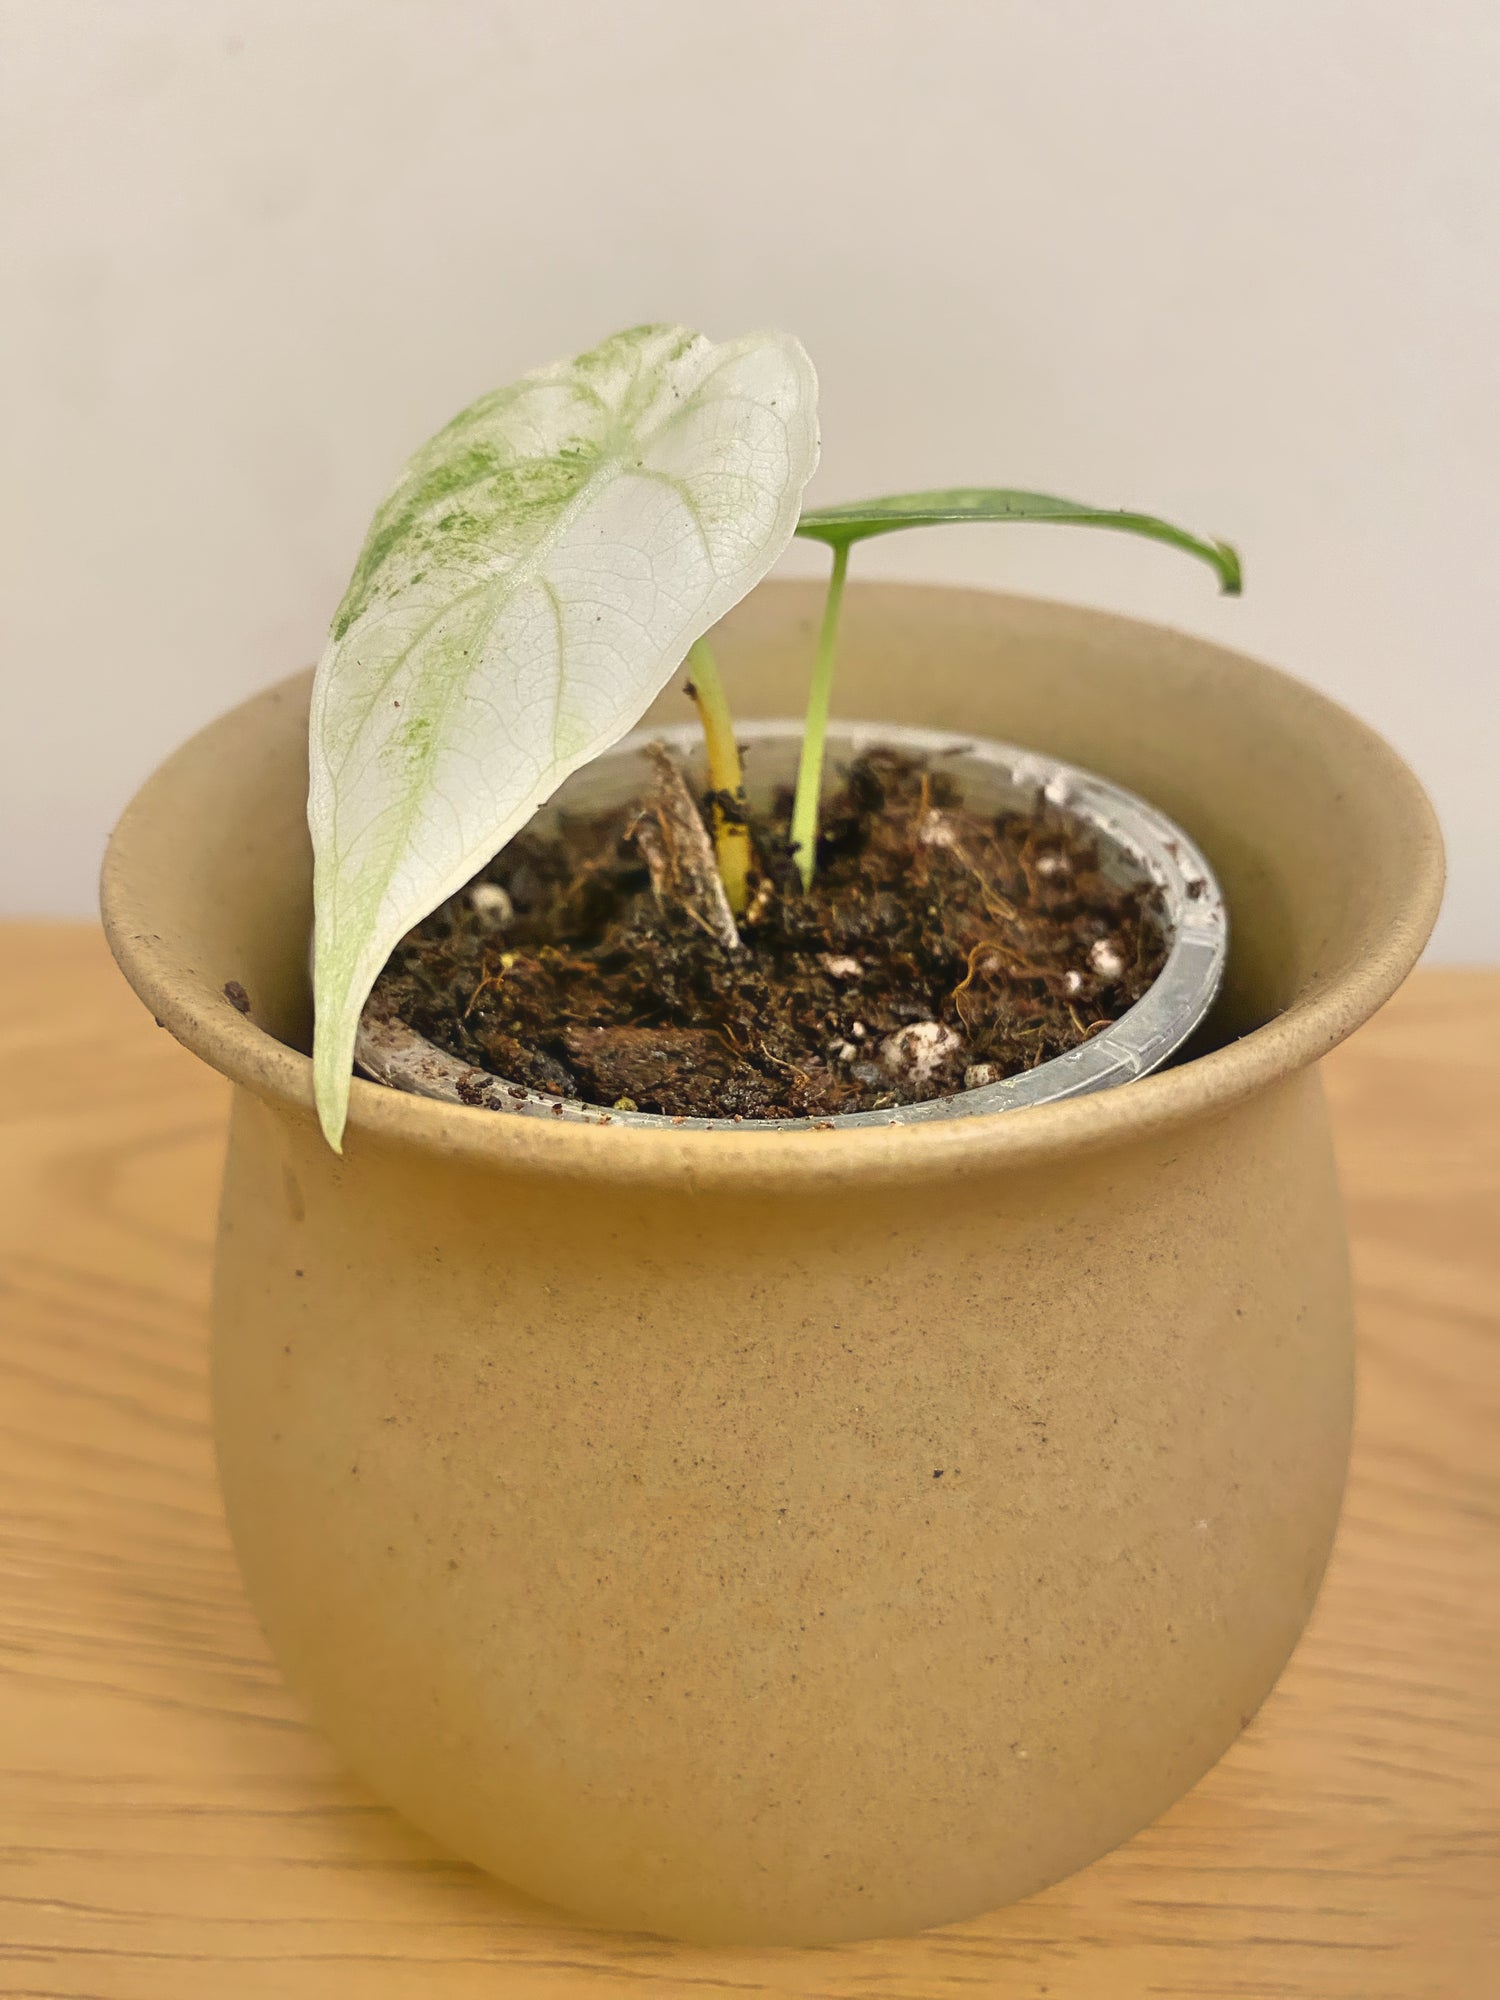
4, 0, 1495, 956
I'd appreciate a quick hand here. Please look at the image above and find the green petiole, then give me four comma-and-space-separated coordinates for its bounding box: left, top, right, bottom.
788, 543, 850, 892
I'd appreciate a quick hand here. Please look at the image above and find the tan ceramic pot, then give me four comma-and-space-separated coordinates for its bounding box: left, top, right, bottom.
102, 582, 1442, 1946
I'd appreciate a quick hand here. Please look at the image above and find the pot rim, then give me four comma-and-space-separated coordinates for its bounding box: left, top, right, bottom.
100, 588, 1445, 1190
354, 718, 1228, 1132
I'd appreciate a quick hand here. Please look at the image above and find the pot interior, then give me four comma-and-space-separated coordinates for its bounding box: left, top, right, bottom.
355, 720, 1227, 1130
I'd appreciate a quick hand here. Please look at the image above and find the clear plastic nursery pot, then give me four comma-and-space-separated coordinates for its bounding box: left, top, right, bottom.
101, 581, 1443, 1947
355, 717, 1229, 1128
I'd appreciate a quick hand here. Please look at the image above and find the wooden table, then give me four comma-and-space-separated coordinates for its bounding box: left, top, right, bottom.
1, 925, 1494, 1999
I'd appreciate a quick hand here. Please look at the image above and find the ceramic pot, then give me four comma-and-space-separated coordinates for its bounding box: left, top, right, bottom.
101, 581, 1443, 1946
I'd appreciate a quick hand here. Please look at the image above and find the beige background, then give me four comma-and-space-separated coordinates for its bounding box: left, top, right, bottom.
3, 0, 1496, 956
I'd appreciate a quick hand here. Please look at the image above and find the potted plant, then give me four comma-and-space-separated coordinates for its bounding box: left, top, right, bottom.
102, 324, 1443, 1946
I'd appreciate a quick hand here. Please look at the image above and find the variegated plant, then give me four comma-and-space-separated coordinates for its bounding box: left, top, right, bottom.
309, 324, 819, 1148
309, 321, 1239, 1149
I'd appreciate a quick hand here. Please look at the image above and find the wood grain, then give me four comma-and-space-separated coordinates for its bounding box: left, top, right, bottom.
1, 923, 1495, 1999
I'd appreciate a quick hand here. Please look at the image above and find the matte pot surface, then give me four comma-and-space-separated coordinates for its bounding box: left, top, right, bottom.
101, 582, 1443, 1944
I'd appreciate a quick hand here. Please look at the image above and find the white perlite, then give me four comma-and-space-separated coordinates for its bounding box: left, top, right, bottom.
1089, 939, 1125, 980
916, 808, 960, 850
468, 882, 514, 930
879, 1021, 965, 1085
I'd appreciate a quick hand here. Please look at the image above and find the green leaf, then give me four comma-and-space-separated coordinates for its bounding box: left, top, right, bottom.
309, 323, 820, 1149
796, 487, 1241, 593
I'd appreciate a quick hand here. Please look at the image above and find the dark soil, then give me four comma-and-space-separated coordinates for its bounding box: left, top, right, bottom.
371, 748, 1169, 1120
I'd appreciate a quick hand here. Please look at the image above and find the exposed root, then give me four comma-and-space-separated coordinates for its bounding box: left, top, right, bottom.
915, 807, 1022, 925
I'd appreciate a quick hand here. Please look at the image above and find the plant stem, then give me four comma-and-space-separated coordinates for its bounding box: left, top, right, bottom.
789, 541, 850, 891
685, 637, 752, 916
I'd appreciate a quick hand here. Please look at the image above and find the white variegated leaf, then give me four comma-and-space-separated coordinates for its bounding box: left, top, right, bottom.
309, 324, 820, 1147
